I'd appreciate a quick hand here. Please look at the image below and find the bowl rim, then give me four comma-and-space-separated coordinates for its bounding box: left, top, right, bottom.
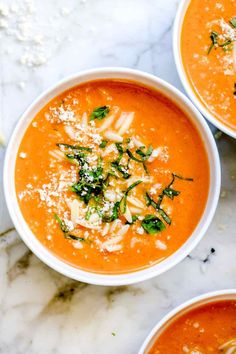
173, 0, 236, 139
3, 67, 221, 286
138, 289, 236, 353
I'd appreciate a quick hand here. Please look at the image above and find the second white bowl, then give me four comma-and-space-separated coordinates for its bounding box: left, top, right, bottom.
173, 0, 236, 139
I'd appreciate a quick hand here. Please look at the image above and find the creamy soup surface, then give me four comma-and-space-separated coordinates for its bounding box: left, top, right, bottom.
148, 300, 236, 354
182, 0, 236, 131
15, 80, 209, 274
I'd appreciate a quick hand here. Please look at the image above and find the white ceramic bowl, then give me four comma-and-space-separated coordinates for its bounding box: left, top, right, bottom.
4, 67, 221, 286
173, 0, 236, 139
139, 289, 236, 353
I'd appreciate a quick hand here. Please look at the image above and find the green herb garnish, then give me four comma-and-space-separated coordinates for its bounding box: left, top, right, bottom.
145, 192, 171, 225
145, 173, 193, 225
120, 180, 142, 214
66, 152, 87, 166
71, 165, 104, 204
219, 39, 232, 52
56, 143, 92, 152
163, 187, 180, 200
54, 214, 85, 241
125, 215, 139, 225
90, 106, 110, 120
111, 161, 131, 179
126, 148, 151, 174
111, 143, 131, 179
141, 214, 165, 234
208, 30, 232, 54
99, 140, 108, 149
135, 145, 153, 160
208, 31, 218, 54
230, 17, 236, 28
102, 201, 120, 223
171, 174, 193, 182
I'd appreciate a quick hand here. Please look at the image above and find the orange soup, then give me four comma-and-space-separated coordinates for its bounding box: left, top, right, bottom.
181, 0, 236, 131
148, 300, 236, 353
15, 80, 209, 273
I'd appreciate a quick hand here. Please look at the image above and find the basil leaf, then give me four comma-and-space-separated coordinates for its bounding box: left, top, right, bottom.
57, 143, 92, 152
158, 209, 171, 225
99, 140, 108, 149
230, 18, 236, 28
120, 180, 143, 213
141, 214, 165, 234
111, 161, 131, 179
54, 213, 69, 233
126, 149, 143, 163
64, 234, 85, 241
90, 106, 110, 120
54, 214, 85, 241
208, 31, 218, 54
66, 152, 87, 166
126, 149, 149, 173
102, 201, 120, 222
136, 145, 153, 161
172, 174, 193, 182
163, 187, 180, 200
125, 215, 139, 225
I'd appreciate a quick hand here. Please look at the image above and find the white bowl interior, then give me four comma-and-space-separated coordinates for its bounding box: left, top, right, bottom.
4, 67, 221, 286
139, 289, 236, 353
173, 0, 236, 139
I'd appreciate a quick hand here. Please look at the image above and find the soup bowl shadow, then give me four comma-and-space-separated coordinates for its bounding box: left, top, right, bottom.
4, 67, 221, 286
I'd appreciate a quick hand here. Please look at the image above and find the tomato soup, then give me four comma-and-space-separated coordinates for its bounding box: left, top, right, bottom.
15, 80, 209, 274
148, 300, 236, 353
181, 0, 236, 131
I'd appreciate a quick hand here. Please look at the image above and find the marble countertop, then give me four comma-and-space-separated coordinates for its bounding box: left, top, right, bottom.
0, 0, 236, 353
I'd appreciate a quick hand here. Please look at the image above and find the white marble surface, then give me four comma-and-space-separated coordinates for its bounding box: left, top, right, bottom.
0, 0, 236, 353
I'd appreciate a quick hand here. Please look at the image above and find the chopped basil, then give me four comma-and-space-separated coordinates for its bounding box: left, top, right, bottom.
126, 149, 149, 173
135, 145, 153, 161
125, 215, 139, 225
219, 39, 232, 52
90, 106, 110, 120
158, 209, 171, 225
145, 193, 171, 225
145, 173, 193, 225
102, 201, 120, 222
163, 187, 180, 200
126, 149, 144, 163
54, 213, 69, 233
66, 152, 87, 167
99, 140, 108, 149
85, 207, 92, 221
171, 174, 193, 183
71, 165, 104, 204
54, 214, 85, 241
120, 180, 142, 214
208, 30, 232, 54
230, 17, 236, 28
141, 215, 165, 234
111, 143, 131, 179
111, 161, 131, 179
208, 31, 218, 54
57, 143, 92, 152
64, 234, 85, 241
